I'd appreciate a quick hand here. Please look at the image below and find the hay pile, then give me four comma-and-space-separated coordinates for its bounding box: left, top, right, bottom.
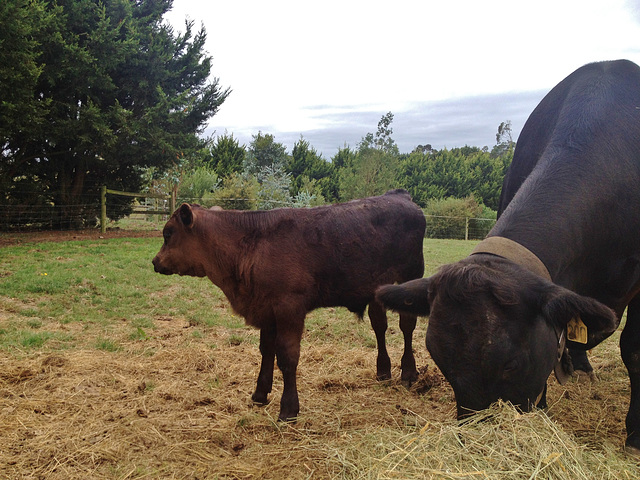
333, 401, 636, 479
0, 315, 638, 479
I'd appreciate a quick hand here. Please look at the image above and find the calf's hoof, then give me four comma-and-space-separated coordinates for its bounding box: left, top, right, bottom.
401, 370, 419, 386
573, 369, 597, 383
278, 411, 299, 423
251, 392, 269, 406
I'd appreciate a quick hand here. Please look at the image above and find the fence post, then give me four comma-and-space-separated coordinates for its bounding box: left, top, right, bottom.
171, 185, 177, 214
100, 185, 107, 233
465, 217, 469, 241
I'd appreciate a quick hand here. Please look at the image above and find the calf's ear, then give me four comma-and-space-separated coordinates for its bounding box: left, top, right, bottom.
541, 285, 619, 349
178, 203, 195, 228
376, 277, 432, 316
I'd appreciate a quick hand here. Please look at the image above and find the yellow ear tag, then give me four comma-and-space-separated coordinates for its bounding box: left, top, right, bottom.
567, 317, 588, 344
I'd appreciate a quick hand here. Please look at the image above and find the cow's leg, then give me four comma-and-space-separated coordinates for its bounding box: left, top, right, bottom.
368, 301, 392, 381
399, 312, 418, 384
252, 323, 276, 405
621, 296, 640, 453
275, 313, 305, 422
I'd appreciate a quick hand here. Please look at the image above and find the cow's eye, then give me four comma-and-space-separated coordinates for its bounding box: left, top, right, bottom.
163, 230, 171, 244
503, 358, 520, 377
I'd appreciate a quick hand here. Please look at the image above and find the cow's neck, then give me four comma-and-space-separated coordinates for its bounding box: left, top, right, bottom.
488, 157, 605, 287
470, 236, 551, 281
485, 157, 640, 312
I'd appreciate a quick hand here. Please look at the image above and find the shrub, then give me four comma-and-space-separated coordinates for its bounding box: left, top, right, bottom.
256, 164, 292, 209
177, 167, 220, 205
204, 172, 259, 210
424, 196, 495, 239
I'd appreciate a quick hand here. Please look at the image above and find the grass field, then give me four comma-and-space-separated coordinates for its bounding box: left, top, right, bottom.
0, 232, 638, 478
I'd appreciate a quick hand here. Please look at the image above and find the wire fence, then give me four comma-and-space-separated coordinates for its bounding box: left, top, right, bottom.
0, 202, 497, 240
425, 215, 496, 240
0, 203, 102, 232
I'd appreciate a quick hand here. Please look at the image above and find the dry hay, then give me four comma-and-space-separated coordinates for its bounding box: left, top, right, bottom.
1, 316, 639, 479
338, 402, 638, 480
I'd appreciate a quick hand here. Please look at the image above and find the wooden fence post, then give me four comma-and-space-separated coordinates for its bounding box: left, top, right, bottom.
100, 187, 176, 228
100, 185, 107, 233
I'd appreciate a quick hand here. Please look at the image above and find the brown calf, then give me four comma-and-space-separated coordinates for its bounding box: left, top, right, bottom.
152, 189, 426, 421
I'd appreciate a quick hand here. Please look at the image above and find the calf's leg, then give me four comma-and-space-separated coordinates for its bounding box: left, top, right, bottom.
368, 301, 392, 381
568, 348, 593, 373
273, 307, 306, 421
621, 296, 640, 454
399, 312, 418, 384
252, 323, 276, 405
568, 348, 596, 382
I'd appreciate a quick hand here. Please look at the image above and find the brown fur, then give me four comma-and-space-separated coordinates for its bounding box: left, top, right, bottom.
153, 189, 426, 421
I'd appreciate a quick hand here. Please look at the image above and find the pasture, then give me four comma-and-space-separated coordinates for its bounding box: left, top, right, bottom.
0, 231, 638, 479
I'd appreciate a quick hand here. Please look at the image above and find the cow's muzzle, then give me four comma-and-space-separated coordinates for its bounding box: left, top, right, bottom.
152, 257, 172, 275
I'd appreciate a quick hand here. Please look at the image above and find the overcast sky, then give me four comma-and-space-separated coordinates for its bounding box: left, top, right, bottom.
164, 0, 640, 159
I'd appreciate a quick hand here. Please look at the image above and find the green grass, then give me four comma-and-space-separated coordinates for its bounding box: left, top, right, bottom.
0, 237, 227, 351
95, 337, 121, 352
0, 236, 477, 352
422, 238, 477, 275
0, 327, 72, 350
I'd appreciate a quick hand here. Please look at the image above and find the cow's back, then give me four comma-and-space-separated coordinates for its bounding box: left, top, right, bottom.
491, 59, 640, 304
213, 189, 425, 318
299, 190, 425, 312
498, 59, 640, 217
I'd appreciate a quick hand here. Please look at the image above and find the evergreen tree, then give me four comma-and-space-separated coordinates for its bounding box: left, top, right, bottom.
339, 149, 399, 201
244, 132, 288, 173
0, 0, 229, 227
399, 146, 509, 210
287, 137, 332, 200
208, 133, 246, 178
331, 144, 353, 164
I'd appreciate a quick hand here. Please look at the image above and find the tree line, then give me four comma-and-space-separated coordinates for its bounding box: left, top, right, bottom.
0, 0, 513, 229
162, 113, 514, 216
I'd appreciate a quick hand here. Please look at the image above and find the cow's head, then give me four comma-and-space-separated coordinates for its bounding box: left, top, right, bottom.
152, 203, 208, 278
376, 256, 618, 418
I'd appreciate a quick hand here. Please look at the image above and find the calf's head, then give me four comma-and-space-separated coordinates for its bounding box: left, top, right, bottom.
376, 256, 617, 418
152, 203, 208, 278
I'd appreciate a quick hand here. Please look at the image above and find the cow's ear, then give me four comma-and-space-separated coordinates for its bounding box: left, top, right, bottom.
541, 285, 619, 349
376, 277, 432, 316
178, 203, 195, 228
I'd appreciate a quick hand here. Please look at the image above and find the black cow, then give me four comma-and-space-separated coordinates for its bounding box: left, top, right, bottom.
153, 189, 426, 421
496, 107, 595, 379
377, 60, 640, 452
